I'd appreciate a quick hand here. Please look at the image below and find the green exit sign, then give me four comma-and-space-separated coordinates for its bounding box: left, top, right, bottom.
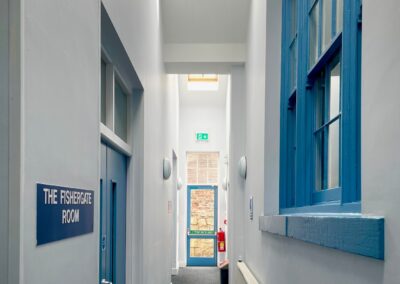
196, 132, 209, 141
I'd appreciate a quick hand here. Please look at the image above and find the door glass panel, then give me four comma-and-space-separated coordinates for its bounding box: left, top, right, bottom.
328, 120, 340, 188
187, 152, 219, 185
322, 0, 332, 52
101, 60, 107, 124
329, 62, 341, 119
190, 189, 215, 234
309, 1, 319, 67
190, 238, 215, 258
114, 80, 128, 142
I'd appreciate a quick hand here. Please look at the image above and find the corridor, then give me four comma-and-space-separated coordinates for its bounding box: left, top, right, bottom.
171, 268, 220, 284
1, 0, 399, 284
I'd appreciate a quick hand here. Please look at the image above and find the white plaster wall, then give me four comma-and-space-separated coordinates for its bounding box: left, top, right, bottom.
21, 0, 178, 283
102, 0, 179, 282
227, 65, 246, 284
362, 1, 400, 283
21, 0, 101, 283
105, 0, 182, 282
238, 0, 267, 282
0, 0, 9, 279
228, 1, 399, 284
178, 80, 228, 266
165, 74, 180, 277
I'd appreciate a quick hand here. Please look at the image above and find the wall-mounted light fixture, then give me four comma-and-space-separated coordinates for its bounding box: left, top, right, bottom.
222, 176, 228, 190
177, 177, 183, 190
163, 158, 172, 180
238, 156, 247, 179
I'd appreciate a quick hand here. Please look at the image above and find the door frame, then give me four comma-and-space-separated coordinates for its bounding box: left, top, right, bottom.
99, 143, 128, 284
186, 185, 218, 266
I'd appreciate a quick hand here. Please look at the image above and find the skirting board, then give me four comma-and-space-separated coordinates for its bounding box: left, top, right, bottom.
237, 261, 259, 284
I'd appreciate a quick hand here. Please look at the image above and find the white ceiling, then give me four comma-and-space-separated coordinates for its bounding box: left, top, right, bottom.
161, 0, 250, 44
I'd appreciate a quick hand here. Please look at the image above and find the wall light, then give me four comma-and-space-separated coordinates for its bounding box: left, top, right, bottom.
222, 176, 229, 190
163, 158, 172, 180
238, 156, 247, 180
177, 177, 183, 190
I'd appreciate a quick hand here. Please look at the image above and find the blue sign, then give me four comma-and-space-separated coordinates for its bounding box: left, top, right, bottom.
37, 183, 94, 245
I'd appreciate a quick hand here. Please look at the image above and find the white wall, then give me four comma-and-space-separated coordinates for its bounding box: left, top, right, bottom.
19, 0, 178, 283
98, 0, 180, 283
237, 0, 268, 282
0, 0, 9, 279
165, 74, 180, 277
178, 75, 229, 266
227, 65, 246, 283
22, 0, 100, 283
362, 1, 400, 283
228, 1, 400, 284
1, 2, 21, 282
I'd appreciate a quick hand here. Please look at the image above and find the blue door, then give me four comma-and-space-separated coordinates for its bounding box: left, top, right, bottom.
187, 185, 218, 266
100, 143, 127, 284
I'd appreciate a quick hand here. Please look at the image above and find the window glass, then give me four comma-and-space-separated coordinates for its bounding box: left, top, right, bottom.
315, 75, 325, 191
314, 61, 341, 191
315, 130, 325, 191
101, 60, 107, 124
328, 121, 340, 188
329, 62, 341, 119
322, 0, 332, 53
290, 0, 297, 40
309, 1, 319, 67
190, 189, 215, 233
187, 74, 219, 91
190, 239, 214, 258
187, 152, 219, 185
336, 0, 343, 34
114, 80, 128, 141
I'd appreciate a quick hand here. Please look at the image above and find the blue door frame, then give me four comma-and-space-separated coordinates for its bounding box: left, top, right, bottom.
186, 185, 218, 266
100, 143, 127, 284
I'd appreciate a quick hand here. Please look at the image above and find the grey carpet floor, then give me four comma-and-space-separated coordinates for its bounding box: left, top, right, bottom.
171, 267, 220, 284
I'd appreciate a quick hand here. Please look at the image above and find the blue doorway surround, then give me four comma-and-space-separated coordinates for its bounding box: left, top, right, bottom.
187, 185, 218, 266
100, 143, 127, 284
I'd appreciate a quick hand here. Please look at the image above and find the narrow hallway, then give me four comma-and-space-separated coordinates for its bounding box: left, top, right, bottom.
2, 0, 399, 283
171, 267, 220, 284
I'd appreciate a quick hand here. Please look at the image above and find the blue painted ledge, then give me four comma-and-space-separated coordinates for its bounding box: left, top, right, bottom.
259, 214, 384, 260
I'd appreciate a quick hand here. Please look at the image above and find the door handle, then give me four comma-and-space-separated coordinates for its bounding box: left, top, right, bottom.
101, 279, 112, 284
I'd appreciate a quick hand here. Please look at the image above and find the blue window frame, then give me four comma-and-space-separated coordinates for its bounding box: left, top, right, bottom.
280, 0, 362, 214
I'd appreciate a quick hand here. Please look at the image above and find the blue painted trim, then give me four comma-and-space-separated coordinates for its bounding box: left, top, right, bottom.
99, 179, 104, 284
279, 0, 361, 212
280, 202, 360, 215
260, 214, 384, 260
111, 180, 117, 283
186, 185, 218, 266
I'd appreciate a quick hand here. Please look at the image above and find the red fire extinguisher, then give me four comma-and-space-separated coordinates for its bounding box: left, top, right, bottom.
217, 228, 226, 252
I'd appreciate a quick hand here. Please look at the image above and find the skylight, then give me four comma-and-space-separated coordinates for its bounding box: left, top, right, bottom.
187, 74, 219, 91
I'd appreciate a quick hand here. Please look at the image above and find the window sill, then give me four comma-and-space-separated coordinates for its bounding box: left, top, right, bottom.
280, 202, 361, 214
259, 214, 384, 260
